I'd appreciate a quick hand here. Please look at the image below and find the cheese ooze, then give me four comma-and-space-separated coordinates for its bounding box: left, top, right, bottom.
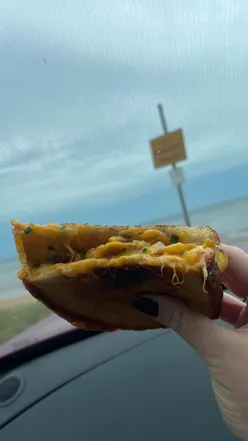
12, 222, 228, 292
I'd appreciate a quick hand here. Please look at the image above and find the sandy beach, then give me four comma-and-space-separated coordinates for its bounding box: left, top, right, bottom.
0, 294, 35, 310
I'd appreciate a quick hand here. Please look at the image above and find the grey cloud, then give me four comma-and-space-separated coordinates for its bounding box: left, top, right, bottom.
1, 0, 248, 221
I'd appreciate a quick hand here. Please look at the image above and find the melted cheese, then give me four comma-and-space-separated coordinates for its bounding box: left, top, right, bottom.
12, 220, 228, 294
18, 241, 227, 298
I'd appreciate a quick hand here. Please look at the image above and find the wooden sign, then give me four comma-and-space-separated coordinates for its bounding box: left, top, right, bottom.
150, 129, 186, 168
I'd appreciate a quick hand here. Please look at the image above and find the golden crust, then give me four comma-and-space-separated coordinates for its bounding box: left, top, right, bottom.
22, 260, 222, 331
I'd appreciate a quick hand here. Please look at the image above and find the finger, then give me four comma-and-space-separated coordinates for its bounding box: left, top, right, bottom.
221, 244, 248, 299
134, 295, 229, 360
220, 292, 245, 325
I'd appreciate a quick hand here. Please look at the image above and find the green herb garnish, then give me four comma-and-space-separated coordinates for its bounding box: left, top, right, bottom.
24, 226, 33, 235
47, 254, 57, 262
59, 224, 66, 232
141, 247, 148, 253
170, 234, 179, 244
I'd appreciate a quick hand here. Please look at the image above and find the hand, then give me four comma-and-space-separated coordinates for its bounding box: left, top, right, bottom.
132, 245, 248, 441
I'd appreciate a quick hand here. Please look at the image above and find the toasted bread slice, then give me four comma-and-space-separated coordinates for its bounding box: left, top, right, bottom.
11, 221, 228, 331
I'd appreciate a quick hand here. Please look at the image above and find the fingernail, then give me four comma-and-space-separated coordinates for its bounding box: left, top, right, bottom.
131, 296, 159, 317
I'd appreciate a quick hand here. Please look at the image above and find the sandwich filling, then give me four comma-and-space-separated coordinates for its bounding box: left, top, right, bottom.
12, 221, 228, 293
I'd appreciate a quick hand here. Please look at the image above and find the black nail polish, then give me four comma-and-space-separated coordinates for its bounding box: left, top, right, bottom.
131, 297, 159, 317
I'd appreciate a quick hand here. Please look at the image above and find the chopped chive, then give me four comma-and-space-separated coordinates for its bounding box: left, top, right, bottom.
59, 224, 66, 232
47, 245, 55, 251
47, 254, 57, 262
24, 226, 33, 235
141, 247, 148, 253
170, 234, 179, 244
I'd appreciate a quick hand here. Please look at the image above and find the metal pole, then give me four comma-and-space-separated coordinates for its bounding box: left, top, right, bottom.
157, 104, 191, 227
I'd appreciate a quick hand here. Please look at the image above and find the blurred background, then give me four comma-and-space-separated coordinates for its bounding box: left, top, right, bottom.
1, 0, 248, 356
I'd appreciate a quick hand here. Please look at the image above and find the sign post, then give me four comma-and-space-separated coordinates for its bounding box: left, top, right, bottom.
150, 104, 191, 226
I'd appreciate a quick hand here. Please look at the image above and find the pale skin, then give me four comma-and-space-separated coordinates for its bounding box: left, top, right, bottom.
146, 245, 248, 441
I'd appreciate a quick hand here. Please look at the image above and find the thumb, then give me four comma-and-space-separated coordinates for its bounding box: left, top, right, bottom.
142, 295, 230, 360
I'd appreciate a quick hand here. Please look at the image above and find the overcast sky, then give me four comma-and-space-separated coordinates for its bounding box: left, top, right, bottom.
1, 0, 248, 248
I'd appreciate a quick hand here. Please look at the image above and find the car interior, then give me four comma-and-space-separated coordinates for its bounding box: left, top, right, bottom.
0, 324, 237, 441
